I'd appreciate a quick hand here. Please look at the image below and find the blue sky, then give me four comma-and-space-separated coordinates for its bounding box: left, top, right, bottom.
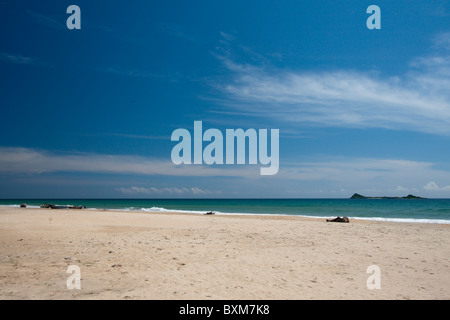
0, 0, 449, 198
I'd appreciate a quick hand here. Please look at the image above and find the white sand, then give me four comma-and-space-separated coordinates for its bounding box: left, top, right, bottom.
0, 207, 449, 299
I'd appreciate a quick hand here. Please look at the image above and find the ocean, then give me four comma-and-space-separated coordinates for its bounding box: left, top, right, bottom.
1, 198, 450, 224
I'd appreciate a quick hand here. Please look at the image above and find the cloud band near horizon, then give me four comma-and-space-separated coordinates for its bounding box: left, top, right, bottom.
1, 147, 449, 197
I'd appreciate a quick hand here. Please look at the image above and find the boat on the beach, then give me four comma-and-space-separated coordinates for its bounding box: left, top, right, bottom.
41, 203, 85, 209
69, 205, 85, 209
51, 204, 84, 209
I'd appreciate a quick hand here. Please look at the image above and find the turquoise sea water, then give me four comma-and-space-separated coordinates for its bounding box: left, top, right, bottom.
1, 198, 450, 224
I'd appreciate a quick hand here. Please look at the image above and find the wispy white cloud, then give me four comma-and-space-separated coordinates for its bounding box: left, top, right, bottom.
0, 147, 259, 178
214, 33, 450, 136
0, 52, 34, 65
423, 181, 450, 191
0, 52, 53, 68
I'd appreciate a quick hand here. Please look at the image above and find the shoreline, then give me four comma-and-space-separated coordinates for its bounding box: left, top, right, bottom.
2, 205, 449, 225
1, 207, 449, 299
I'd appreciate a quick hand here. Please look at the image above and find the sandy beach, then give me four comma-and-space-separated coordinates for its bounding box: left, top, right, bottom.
0, 206, 449, 300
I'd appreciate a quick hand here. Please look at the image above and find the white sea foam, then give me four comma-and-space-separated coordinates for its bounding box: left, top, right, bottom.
351, 216, 450, 224
107, 206, 208, 215
113, 207, 450, 224
0, 204, 41, 209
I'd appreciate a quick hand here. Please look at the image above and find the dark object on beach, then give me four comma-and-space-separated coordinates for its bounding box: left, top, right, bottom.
50, 204, 71, 209
40, 203, 52, 208
204, 211, 215, 215
69, 205, 84, 209
20, 203, 27, 208
326, 216, 350, 223
50, 204, 84, 209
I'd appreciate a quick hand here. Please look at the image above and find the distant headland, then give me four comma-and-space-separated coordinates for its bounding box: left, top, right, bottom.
350, 193, 426, 199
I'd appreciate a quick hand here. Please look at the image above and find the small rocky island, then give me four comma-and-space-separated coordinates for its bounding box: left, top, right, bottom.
350, 193, 426, 199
